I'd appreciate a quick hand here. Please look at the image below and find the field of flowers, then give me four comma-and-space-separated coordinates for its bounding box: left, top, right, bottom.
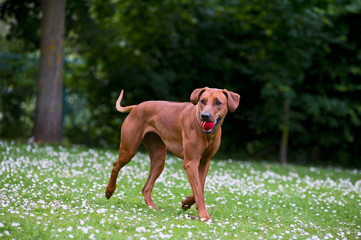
0, 140, 360, 239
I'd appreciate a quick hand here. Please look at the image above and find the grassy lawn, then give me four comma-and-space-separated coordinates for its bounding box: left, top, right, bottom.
0, 140, 360, 239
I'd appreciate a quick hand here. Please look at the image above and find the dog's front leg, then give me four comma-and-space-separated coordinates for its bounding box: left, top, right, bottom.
182, 157, 210, 210
183, 159, 211, 222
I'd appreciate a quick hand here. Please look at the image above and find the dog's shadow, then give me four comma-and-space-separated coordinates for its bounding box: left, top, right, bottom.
102, 196, 205, 220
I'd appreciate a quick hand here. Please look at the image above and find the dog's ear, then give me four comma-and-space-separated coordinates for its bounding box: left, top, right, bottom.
190, 87, 208, 105
223, 90, 240, 113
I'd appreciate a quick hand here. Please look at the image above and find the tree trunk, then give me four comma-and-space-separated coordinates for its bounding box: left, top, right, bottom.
32, 0, 66, 143
279, 99, 290, 165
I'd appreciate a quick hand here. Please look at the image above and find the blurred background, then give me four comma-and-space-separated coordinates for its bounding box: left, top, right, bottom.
0, 0, 360, 167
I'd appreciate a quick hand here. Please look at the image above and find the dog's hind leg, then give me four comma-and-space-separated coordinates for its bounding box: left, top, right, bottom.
142, 132, 167, 209
105, 148, 135, 199
105, 115, 144, 199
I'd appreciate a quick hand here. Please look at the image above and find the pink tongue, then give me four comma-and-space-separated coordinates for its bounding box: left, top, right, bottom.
201, 121, 214, 131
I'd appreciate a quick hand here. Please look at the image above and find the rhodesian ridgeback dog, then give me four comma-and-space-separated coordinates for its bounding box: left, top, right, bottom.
105, 87, 240, 221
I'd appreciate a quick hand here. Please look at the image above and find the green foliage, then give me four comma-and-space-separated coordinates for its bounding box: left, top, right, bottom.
0, 50, 37, 138
0, 0, 41, 51
1, 0, 361, 166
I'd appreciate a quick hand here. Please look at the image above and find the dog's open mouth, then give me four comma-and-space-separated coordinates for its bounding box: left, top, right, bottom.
201, 117, 221, 134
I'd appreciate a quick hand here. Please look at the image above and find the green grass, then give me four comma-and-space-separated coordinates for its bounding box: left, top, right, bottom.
0, 140, 360, 239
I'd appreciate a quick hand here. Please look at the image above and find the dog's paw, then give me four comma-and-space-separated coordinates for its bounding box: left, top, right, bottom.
182, 204, 190, 211
181, 196, 195, 211
105, 187, 115, 199
199, 212, 212, 222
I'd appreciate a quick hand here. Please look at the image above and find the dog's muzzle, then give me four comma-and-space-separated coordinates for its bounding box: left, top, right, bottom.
201, 116, 221, 134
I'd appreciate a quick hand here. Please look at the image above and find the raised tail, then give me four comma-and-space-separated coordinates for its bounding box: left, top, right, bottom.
115, 90, 136, 113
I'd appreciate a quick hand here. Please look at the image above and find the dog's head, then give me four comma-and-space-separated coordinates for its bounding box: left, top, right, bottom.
190, 87, 240, 134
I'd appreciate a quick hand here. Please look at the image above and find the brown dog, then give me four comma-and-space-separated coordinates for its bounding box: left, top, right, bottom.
105, 87, 240, 221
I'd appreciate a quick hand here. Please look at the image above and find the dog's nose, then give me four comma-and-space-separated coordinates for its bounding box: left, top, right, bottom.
201, 112, 211, 121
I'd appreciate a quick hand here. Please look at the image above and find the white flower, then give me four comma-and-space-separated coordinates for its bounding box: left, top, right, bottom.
310, 236, 320, 240
136, 226, 146, 232
11, 222, 20, 227
69, 234, 74, 238
0, 223, 4, 227
96, 208, 107, 214
67, 226, 73, 232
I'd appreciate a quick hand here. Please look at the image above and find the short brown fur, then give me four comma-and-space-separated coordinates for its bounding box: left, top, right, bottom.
105, 87, 240, 221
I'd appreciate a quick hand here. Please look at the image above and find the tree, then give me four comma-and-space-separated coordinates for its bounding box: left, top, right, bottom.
1, 0, 360, 167
32, 0, 66, 143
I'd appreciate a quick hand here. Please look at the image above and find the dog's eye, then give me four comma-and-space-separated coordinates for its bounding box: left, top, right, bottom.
200, 99, 206, 104
215, 100, 222, 105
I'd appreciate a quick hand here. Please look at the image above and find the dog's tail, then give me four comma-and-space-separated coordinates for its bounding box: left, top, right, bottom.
115, 90, 136, 113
